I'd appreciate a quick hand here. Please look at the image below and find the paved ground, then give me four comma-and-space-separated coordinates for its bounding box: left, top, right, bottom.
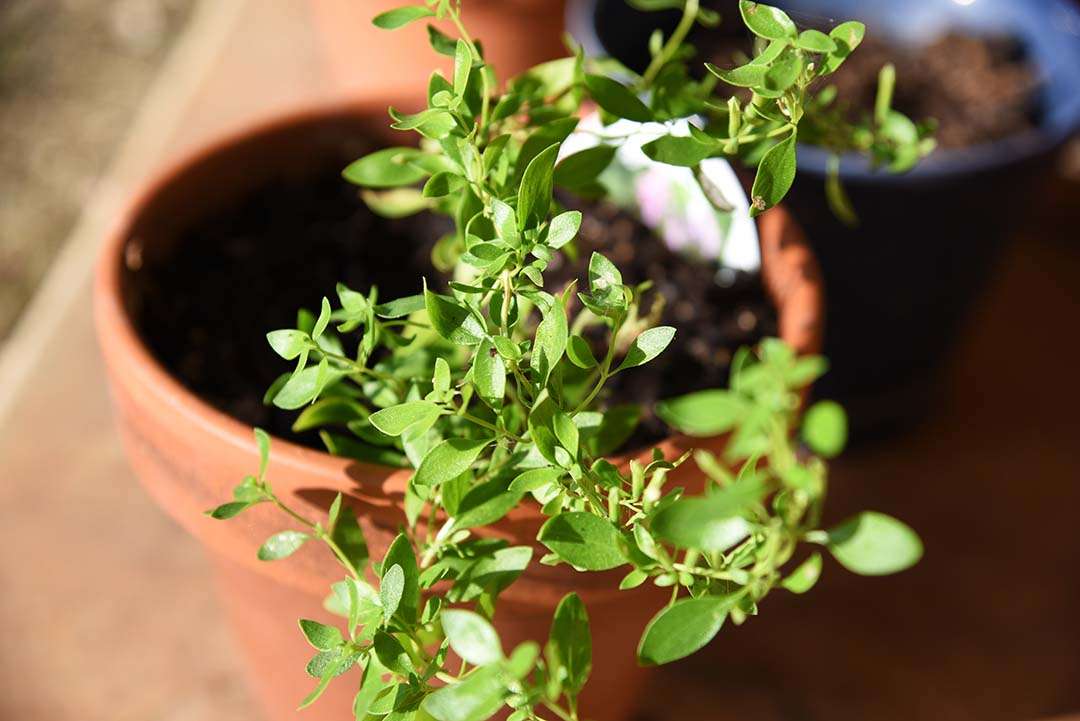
0, 0, 194, 343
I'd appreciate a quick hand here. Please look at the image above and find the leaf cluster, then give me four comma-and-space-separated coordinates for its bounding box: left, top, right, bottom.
205, 2, 926, 720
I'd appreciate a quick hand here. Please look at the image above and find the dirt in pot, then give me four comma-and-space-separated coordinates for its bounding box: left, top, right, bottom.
130, 168, 776, 454
128, 170, 444, 445
700, 27, 1041, 150
825, 33, 1041, 149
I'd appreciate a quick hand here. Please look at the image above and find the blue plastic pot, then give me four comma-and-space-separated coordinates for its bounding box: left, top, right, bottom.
568, 0, 1080, 436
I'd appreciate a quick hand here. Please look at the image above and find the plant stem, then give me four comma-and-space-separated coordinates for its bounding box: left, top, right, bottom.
641, 0, 699, 88
269, 495, 362, 579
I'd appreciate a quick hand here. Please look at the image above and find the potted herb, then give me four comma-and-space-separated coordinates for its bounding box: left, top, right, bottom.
184, 2, 923, 720
569, 0, 1080, 436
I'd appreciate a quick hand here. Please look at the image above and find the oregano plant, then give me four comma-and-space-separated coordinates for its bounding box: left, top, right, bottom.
209, 2, 925, 719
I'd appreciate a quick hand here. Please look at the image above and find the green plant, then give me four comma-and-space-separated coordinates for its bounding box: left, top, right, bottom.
208, 2, 924, 719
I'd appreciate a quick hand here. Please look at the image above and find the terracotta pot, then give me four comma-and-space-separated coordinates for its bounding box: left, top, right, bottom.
94, 100, 823, 721
310, 0, 569, 101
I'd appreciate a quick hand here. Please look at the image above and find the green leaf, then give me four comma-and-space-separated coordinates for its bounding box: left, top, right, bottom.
739, 1, 796, 40
531, 290, 568, 389
298, 619, 343, 651
641, 135, 716, 166
628, 0, 685, 8
331, 506, 369, 572
802, 400, 847, 457
321, 432, 409, 467
781, 552, 823, 593
423, 170, 464, 198
257, 530, 309, 561
422, 664, 506, 721
297, 653, 344, 710
362, 187, 433, 218
493, 336, 522, 361
389, 107, 456, 140
617, 326, 675, 371
370, 400, 444, 436
587, 252, 620, 295
372, 5, 435, 29
205, 501, 252, 520
433, 357, 451, 396
254, 427, 271, 479
764, 47, 804, 93
506, 641, 540, 681
553, 412, 579, 458
509, 467, 564, 495
442, 609, 504, 666
584, 74, 653, 122
875, 63, 897, 127
425, 286, 487, 346
826, 512, 923, 576
566, 335, 597, 369
547, 593, 591, 696
326, 493, 343, 532
453, 39, 472, 95
266, 329, 309, 360
374, 294, 426, 318
305, 647, 356, 679
538, 512, 625, 571
272, 364, 347, 410
352, 655, 388, 719
427, 24, 457, 56
706, 61, 768, 88
581, 404, 639, 456
342, 147, 427, 188
517, 143, 560, 231
655, 389, 747, 436
554, 146, 617, 189
823, 21, 865, 74
326, 577, 381, 639
312, 297, 332, 341
373, 630, 415, 676
413, 438, 491, 487
473, 340, 506, 408
380, 564, 405, 622
516, 118, 578, 182
750, 131, 797, 216
455, 479, 521, 529
651, 477, 763, 551
490, 198, 520, 247
637, 596, 729, 665
383, 533, 421, 621
545, 210, 582, 250
797, 28, 836, 53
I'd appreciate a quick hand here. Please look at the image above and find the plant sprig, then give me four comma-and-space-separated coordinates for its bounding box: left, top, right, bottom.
208, 2, 925, 720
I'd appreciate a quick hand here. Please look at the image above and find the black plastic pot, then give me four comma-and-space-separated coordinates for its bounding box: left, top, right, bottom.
567, 0, 1080, 437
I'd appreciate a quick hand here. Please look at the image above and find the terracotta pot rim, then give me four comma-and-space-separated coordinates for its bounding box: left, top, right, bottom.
95, 99, 824, 521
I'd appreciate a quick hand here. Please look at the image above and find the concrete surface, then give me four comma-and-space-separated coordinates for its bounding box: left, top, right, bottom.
0, 0, 194, 342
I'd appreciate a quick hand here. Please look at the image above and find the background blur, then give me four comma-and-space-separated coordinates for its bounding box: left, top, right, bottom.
1, 1, 1079, 720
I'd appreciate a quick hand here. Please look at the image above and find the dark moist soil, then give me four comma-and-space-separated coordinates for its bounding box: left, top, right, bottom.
827, 33, 1040, 149
131, 167, 776, 451
703, 31, 1040, 149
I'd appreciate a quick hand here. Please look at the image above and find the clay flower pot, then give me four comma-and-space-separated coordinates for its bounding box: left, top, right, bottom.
311, 0, 569, 100
94, 100, 823, 721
